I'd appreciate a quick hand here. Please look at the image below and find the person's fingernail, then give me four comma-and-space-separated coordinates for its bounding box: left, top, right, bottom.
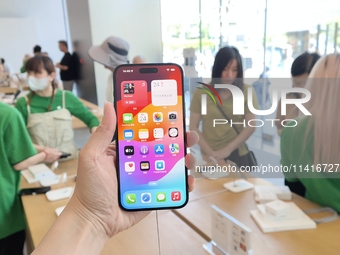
104, 101, 109, 115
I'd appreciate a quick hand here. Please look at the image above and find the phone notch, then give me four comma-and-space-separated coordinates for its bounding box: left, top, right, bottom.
139, 67, 158, 74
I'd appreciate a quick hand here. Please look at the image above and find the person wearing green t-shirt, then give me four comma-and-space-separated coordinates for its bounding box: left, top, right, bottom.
15, 55, 100, 160
275, 52, 320, 197
281, 53, 340, 212
190, 46, 258, 167
0, 102, 61, 254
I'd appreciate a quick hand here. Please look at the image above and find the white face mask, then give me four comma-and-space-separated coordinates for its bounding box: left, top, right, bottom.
27, 76, 49, 92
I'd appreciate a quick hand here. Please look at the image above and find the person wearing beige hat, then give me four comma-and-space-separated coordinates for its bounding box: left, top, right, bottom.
88, 36, 130, 103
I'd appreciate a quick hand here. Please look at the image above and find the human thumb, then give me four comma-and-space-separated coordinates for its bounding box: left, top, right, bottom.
84, 102, 116, 152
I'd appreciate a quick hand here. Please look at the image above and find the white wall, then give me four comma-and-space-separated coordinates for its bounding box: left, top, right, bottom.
0, 0, 67, 73
88, 0, 163, 107
0, 18, 38, 72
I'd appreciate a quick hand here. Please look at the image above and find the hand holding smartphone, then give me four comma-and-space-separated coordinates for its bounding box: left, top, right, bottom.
114, 63, 188, 211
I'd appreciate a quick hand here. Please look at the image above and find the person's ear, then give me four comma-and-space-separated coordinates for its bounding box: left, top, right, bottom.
49, 72, 56, 82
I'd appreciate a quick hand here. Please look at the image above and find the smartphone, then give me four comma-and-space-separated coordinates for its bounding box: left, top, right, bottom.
59, 152, 71, 159
19, 186, 51, 196
114, 63, 188, 211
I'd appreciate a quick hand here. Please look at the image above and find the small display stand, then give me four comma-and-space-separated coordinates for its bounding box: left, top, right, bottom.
196, 158, 230, 179
203, 205, 253, 255
223, 180, 254, 193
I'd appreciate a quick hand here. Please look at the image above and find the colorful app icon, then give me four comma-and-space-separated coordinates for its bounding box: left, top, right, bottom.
140, 145, 149, 155
155, 160, 165, 171
124, 130, 134, 140
169, 143, 179, 154
168, 127, 178, 138
153, 112, 163, 122
138, 112, 148, 123
138, 129, 149, 139
123, 113, 133, 124
168, 112, 178, 121
124, 162, 135, 172
154, 144, 164, 154
171, 191, 181, 201
153, 128, 164, 139
124, 145, 134, 156
126, 194, 136, 204
123, 83, 135, 94
140, 161, 150, 171
156, 192, 166, 202
141, 193, 151, 203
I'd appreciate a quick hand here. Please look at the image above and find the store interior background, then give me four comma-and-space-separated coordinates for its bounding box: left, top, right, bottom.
1, 0, 340, 185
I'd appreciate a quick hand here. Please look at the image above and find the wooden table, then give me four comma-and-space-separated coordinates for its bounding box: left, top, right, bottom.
189, 169, 271, 202
21, 159, 78, 252
22, 195, 207, 255
20, 160, 207, 255
102, 211, 206, 255
72, 99, 103, 129
22, 158, 340, 254
174, 178, 340, 255
0, 86, 18, 94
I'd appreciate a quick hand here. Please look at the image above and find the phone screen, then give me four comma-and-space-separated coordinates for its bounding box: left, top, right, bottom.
114, 64, 187, 211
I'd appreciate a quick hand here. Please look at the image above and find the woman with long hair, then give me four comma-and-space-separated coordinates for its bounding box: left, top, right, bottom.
281, 53, 340, 212
190, 46, 258, 167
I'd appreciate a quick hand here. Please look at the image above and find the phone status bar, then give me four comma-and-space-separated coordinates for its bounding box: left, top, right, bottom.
122, 67, 176, 73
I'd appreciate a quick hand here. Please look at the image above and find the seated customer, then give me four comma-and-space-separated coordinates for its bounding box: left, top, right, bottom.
281, 53, 340, 212
277, 52, 320, 197
276, 52, 320, 135
0, 102, 60, 255
15, 56, 99, 159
